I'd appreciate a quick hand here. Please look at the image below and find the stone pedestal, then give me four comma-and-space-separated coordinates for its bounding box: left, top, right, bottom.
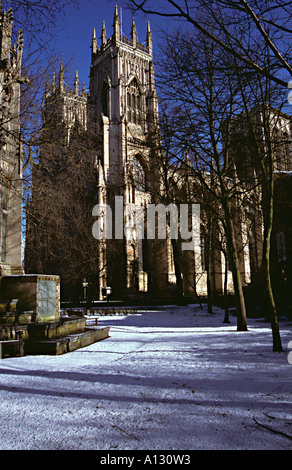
0, 274, 60, 322
0, 274, 110, 357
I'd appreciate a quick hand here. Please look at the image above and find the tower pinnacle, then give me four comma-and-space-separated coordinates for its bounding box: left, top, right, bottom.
74, 70, 79, 95
113, 4, 120, 41
131, 17, 137, 48
52, 72, 56, 93
58, 62, 64, 94
101, 20, 107, 47
91, 27, 97, 55
147, 21, 153, 55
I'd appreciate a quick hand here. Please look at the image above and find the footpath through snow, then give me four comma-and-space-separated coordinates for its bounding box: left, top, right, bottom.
0, 304, 292, 450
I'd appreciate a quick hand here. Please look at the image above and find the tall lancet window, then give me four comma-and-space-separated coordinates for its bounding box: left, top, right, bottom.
127, 91, 131, 122
127, 78, 141, 125
101, 81, 108, 117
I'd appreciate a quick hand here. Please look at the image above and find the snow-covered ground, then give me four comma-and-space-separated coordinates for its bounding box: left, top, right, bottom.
0, 304, 292, 450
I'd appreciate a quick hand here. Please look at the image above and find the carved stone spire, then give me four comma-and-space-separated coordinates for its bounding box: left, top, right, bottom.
101, 21, 107, 48
113, 4, 120, 42
1, 9, 14, 62
58, 62, 64, 94
91, 27, 97, 56
131, 17, 137, 48
52, 72, 56, 93
16, 28, 24, 71
147, 21, 153, 55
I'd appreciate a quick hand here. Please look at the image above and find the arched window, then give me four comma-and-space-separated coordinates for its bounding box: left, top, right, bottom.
126, 78, 141, 125
133, 157, 145, 191
127, 91, 131, 121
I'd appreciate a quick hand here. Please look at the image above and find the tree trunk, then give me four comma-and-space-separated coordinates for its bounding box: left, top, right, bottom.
225, 215, 248, 331
232, 250, 248, 331
262, 247, 282, 351
206, 268, 213, 313
223, 252, 230, 323
205, 218, 213, 313
262, 184, 283, 352
206, 240, 213, 313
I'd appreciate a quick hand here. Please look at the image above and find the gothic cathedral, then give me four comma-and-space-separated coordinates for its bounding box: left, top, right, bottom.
25, 6, 257, 302
25, 7, 177, 301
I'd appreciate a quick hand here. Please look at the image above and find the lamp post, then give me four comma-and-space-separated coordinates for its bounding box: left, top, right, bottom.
82, 279, 88, 302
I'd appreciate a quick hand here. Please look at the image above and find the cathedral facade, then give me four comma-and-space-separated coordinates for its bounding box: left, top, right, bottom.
25, 7, 257, 302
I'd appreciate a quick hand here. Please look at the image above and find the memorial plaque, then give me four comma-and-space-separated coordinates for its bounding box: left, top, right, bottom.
37, 279, 58, 319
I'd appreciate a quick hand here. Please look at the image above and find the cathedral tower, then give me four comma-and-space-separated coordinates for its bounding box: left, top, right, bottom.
42, 64, 87, 147
25, 66, 98, 300
89, 7, 163, 299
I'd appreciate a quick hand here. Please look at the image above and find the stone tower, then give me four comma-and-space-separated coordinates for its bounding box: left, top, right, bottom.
24, 64, 99, 300
0, 7, 24, 275
42, 64, 87, 146
89, 7, 164, 299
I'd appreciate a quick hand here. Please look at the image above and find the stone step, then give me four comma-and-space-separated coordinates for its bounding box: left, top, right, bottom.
27, 317, 86, 340
24, 326, 110, 356
0, 338, 24, 358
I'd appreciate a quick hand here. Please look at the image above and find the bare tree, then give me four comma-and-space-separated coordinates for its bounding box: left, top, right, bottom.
155, 28, 250, 330
155, 9, 289, 349
125, 0, 292, 88
1, 0, 79, 49
230, 55, 287, 351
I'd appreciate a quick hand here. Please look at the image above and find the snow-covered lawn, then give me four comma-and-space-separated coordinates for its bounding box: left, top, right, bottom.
0, 304, 292, 450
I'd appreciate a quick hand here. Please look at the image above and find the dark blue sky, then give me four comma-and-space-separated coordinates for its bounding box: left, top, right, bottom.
54, 0, 163, 89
